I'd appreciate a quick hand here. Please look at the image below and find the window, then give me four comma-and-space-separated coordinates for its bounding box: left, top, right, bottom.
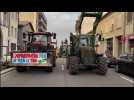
107, 38, 113, 56
111, 24, 114, 32
23, 32, 26, 39
8, 40, 9, 53
79, 38, 88, 47
11, 26, 13, 37
11, 13, 14, 20
11, 43, 16, 51
129, 39, 134, 54
15, 28, 17, 38
13, 28, 14, 37
3, 12, 8, 26
116, 14, 122, 29
0, 13, 1, 24
16, 13, 18, 20
127, 12, 133, 24
0, 32, 2, 59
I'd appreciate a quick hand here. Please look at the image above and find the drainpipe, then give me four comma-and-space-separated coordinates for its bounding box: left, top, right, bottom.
123, 12, 126, 54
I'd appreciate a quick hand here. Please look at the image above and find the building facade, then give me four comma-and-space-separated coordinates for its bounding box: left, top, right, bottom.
8, 12, 19, 52
74, 12, 134, 58
96, 12, 134, 58
0, 12, 9, 60
18, 21, 34, 51
81, 17, 95, 34
0, 12, 18, 61
19, 12, 47, 32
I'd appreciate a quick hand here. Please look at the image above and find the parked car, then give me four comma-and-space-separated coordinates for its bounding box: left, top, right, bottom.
115, 54, 134, 77
119, 54, 134, 61
107, 57, 117, 68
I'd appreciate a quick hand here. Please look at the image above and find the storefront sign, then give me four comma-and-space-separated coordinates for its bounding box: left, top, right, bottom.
12, 53, 47, 64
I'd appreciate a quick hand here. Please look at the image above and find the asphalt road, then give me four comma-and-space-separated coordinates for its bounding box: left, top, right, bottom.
1, 58, 134, 87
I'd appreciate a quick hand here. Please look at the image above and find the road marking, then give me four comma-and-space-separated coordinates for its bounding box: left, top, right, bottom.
61, 64, 64, 71
119, 75, 134, 84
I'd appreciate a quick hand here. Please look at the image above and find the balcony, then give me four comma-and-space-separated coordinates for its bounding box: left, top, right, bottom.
38, 25, 46, 32
38, 12, 47, 25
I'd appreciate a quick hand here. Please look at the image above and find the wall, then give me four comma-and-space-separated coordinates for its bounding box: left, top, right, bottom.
0, 26, 8, 61
19, 12, 37, 31
81, 17, 95, 34
0, 12, 9, 61
96, 12, 125, 58
8, 12, 18, 52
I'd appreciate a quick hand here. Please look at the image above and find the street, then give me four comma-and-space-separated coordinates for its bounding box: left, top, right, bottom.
1, 58, 134, 87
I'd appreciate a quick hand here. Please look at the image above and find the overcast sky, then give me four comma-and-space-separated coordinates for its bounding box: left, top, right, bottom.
44, 12, 108, 48
44, 12, 81, 47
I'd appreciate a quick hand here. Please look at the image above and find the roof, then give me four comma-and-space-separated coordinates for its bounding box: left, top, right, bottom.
19, 21, 34, 32
99, 12, 112, 22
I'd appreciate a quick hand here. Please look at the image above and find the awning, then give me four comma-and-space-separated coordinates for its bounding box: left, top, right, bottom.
128, 34, 134, 40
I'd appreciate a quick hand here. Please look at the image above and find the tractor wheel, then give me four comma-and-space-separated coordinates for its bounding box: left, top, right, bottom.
68, 56, 80, 75
69, 64, 79, 75
16, 67, 27, 72
95, 57, 108, 75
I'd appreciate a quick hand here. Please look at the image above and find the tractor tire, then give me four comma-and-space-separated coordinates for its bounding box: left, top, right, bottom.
115, 64, 120, 73
16, 67, 27, 72
95, 57, 108, 75
69, 64, 79, 75
68, 56, 80, 75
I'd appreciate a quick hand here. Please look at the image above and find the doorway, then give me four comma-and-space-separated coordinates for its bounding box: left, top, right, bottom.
117, 36, 123, 57
107, 38, 113, 57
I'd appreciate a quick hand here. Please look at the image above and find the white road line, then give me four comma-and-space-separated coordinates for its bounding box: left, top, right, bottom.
119, 75, 134, 83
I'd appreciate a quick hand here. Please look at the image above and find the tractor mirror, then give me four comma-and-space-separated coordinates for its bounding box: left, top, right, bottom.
53, 33, 56, 39
98, 35, 101, 41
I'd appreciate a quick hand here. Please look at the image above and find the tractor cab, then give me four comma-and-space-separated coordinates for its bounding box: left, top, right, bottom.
78, 34, 95, 48
27, 32, 56, 53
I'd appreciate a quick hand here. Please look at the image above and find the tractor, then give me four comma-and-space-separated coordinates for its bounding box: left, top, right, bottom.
67, 12, 108, 75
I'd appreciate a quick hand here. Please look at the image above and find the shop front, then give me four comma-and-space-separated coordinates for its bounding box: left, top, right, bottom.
128, 34, 134, 54
121, 34, 134, 55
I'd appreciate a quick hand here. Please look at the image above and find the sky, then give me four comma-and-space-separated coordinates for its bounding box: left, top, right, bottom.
44, 12, 108, 48
44, 12, 81, 47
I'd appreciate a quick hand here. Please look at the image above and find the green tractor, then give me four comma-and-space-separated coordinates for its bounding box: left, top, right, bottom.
67, 12, 108, 75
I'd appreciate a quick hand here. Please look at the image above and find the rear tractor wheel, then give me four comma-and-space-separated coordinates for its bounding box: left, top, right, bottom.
68, 56, 80, 75
95, 57, 108, 75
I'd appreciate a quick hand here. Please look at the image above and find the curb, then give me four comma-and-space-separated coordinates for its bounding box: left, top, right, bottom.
0, 67, 15, 75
